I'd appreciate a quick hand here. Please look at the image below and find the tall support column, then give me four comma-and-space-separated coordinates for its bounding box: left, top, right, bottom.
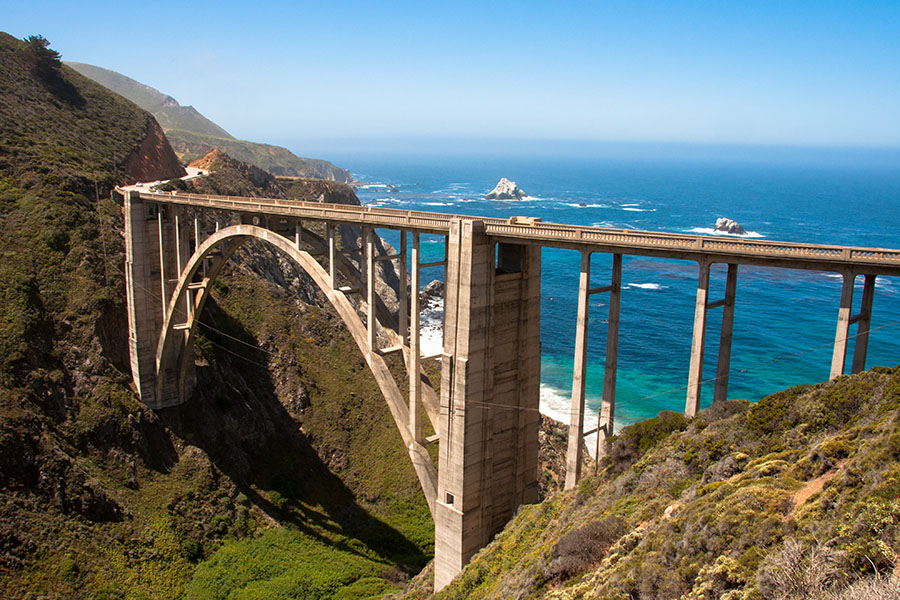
175, 207, 192, 323
830, 272, 855, 379
713, 264, 739, 403
365, 227, 376, 352
327, 222, 337, 289
565, 251, 591, 489
851, 274, 876, 374
193, 212, 201, 252
409, 232, 421, 443
597, 253, 622, 460
434, 223, 541, 592
399, 231, 408, 345
294, 220, 302, 250
685, 259, 711, 417
157, 207, 168, 317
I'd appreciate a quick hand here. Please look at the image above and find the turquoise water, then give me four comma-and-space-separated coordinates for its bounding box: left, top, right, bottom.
295, 147, 900, 432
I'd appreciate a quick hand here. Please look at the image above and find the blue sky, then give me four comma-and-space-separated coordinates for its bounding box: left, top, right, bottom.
4, 0, 900, 148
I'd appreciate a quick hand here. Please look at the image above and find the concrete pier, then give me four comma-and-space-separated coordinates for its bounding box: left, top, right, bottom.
685, 262, 739, 417
831, 272, 877, 378
434, 221, 541, 590
565, 252, 622, 488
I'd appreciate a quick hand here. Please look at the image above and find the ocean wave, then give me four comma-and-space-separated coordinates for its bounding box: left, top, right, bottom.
592, 222, 637, 230
686, 227, 764, 238
823, 272, 896, 292
622, 207, 656, 212
539, 384, 600, 457
564, 203, 610, 208
625, 282, 667, 290
419, 297, 444, 358
424, 201, 453, 206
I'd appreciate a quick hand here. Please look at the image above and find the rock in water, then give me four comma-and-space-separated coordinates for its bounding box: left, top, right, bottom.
486, 177, 526, 200
715, 217, 745, 235
422, 279, 444, 299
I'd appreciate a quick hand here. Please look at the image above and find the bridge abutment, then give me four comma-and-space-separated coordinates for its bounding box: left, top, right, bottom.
434, 220, 541, 590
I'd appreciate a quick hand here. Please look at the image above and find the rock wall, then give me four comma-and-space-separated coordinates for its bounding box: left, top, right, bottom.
122, 117, 186, 183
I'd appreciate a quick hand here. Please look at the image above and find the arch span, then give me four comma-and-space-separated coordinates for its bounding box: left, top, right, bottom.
155, 224, 438, 513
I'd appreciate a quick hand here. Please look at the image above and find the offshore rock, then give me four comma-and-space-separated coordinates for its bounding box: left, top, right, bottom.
486, 178, 526, 200
422, 279, 444, 300
715, 217, 745, 235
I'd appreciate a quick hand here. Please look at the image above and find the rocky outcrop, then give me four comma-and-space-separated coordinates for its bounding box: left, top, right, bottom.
422, 279, 444, 302
486, 178, 527, 200
122, 117, 186, 184
715, 217, 745, 235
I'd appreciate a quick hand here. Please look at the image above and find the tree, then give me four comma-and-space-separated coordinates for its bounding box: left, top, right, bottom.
23, 35, 61, 70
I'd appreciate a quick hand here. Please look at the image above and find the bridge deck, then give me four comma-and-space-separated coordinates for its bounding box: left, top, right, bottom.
134, 190, 900, 275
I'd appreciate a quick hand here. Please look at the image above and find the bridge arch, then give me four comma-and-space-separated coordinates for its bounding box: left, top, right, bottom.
155, 224, 438, 513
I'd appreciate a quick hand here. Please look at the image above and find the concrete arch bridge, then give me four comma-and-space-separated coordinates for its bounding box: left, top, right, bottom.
118, 189, 900, 590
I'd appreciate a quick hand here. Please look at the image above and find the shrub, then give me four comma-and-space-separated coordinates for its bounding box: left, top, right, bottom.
605, 411, 690, 472
547, 516, 627, 581
757, 538, 844, 600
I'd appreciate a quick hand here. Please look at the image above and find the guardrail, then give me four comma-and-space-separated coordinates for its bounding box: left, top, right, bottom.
127, 190, 900, 269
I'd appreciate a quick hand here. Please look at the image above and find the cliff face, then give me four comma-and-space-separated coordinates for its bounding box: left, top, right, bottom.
122, 117, 185, 183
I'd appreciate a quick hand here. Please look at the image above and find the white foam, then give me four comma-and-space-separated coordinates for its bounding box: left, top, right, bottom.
622, 207, 656, 212
424, 201, 453, 206
621, 203, 641, 207
565, 203, 610, 208
540, 384, 600, 457
824, 273, 894, 292
686, 227, 764, 239
625, 282, 666, 290
419, 297, 445, 358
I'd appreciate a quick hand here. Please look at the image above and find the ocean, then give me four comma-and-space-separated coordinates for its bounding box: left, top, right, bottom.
287, 143, 900, 448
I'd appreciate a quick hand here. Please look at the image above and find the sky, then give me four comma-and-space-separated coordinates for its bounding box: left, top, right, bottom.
4, 0, 900, 150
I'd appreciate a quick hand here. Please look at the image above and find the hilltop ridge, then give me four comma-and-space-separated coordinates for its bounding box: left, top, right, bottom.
64, 61, 234, 139
66, 61, 353, 182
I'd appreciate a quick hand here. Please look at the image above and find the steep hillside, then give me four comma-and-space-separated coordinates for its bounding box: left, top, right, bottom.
64, 62, 234, 139
0, 33, 428, 599
66, 61, 353, 182
400, 368, 900, 599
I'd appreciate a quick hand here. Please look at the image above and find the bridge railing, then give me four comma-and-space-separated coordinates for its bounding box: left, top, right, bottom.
130, 190, 900, 269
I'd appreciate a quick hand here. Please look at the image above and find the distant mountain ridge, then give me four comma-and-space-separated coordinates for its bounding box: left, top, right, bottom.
66, 61, 352, 182
64, 61, 234, 139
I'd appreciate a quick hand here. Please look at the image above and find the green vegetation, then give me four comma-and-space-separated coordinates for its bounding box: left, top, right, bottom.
0, 31, 429, 598
399, 368, 900, 600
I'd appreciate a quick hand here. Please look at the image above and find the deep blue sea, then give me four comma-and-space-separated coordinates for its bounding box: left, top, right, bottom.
289, 144, 900, 442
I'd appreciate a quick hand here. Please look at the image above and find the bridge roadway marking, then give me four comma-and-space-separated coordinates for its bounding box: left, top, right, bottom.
135, 191, 900, 276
